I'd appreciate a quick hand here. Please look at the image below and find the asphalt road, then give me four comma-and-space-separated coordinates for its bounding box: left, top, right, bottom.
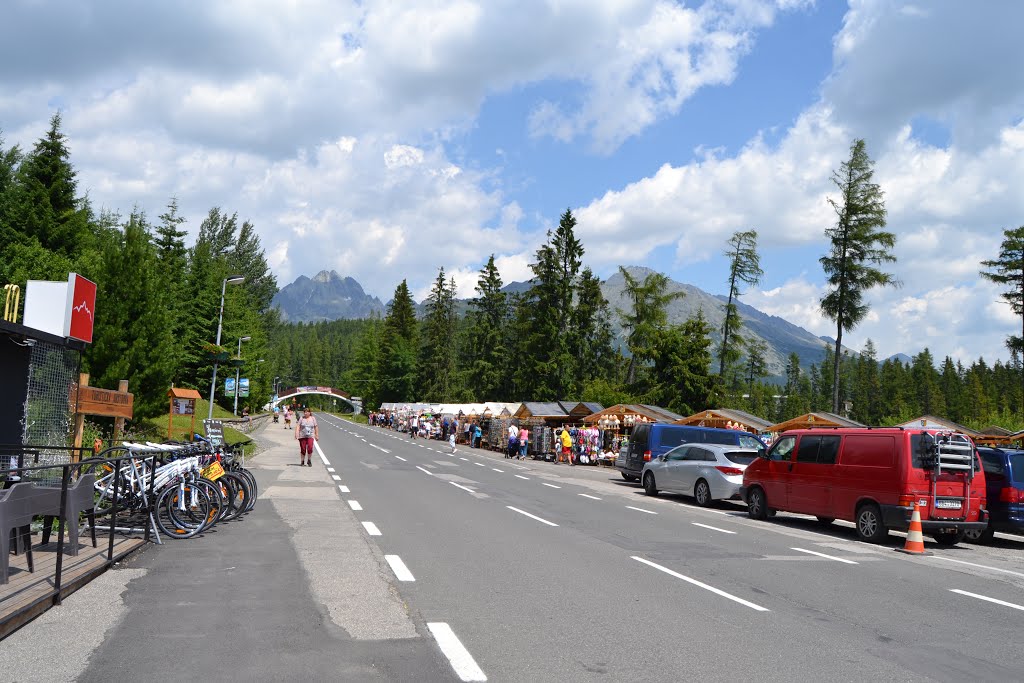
317, 414, 1024, 682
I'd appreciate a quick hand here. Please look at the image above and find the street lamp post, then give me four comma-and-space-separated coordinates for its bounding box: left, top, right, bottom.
208, 275, 245, 420
233, 335, 252, 415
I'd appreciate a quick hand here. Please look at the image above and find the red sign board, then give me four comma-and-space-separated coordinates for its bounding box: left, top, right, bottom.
67, 274, 97, 343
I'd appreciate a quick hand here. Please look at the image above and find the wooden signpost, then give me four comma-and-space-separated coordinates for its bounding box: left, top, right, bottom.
71, 374, 134, 459
168, 387, 202, 439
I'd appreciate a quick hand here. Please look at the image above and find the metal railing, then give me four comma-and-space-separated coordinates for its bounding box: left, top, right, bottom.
1, 449, 157, 621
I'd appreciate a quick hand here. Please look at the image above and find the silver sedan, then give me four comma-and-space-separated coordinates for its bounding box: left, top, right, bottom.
641, 443, 759, 506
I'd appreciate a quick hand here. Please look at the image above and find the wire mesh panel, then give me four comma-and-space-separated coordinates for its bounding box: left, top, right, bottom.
22, 340, 79, 481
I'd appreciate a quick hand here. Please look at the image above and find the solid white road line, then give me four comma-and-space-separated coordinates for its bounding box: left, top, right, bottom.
506, 506, 558, 527
347, 500, 363, 511
384, 554, 415, 582
313, 440, 330, 465
427, 622, 487, 682
416, 466, 433, 476
339, 485, 350, 493
451, 482, 476, 493
541, 483, 561, 489
626, 506, 657, 515
395, 455, 408, 462
362, 521, 382, 536
950, 589, 1024, 612
692, 522, 736, 534
492, 468, 504, 473
515, 475, 530, 480
632, 556, 770, 612
791, 547, 858, 564
578, 493, 601, 500
933, 556, 1024, 579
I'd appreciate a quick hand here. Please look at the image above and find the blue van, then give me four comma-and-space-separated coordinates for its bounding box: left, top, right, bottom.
970, 447, 1024, 542
616, 423, 766, 481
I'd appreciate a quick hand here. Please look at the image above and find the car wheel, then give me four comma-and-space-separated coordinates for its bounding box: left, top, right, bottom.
816, 516, 835, 525
932, 530, 966, 546
747, 487, 768, 520
643, 472, 658, 497
964, 526, 995, 544
694, 480, 712, 507
855, 503, 888, 543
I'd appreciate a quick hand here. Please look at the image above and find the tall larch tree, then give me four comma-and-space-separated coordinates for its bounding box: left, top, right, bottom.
820, 138, 898, 413
718, 229, 763, 379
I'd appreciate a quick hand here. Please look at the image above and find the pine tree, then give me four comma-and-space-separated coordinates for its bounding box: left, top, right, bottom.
744, 338, 769, 392
617, 267, 685, 387
647, 310, 714, 416
980, 225, 1024, 405
418, 268, 459, 401
820, 139, 898, 413
378, 280, 419, 402
85, 210, 175, 418
718, 230, 763, 377
464, 255, 508, 399
574, 267, 617, 388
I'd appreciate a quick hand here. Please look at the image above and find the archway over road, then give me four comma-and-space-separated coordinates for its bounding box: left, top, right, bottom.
273, 386, 362, 414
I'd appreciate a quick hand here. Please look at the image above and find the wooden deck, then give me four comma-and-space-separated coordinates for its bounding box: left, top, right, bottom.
1, 532, 149, 640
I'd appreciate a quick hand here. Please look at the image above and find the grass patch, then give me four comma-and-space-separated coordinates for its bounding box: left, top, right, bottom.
142, 398, 257, 457
336, 413, 368, 424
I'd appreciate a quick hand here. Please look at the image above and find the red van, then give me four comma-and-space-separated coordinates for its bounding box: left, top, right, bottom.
740, 428, 988, 545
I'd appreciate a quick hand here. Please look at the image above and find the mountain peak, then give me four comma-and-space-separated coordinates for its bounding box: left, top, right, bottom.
312, 269, 337, 283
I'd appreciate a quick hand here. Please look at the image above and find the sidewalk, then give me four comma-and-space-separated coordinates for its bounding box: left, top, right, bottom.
0, 423, 446, 682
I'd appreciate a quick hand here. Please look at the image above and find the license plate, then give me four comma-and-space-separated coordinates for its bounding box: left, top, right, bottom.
935, 499, 962, 510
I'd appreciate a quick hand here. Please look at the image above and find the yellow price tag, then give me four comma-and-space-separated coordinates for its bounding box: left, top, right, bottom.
201, 461, 225, 481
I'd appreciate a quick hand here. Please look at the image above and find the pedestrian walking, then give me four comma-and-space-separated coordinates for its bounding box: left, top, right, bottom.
559, 427, 574, 465
449, 430, 457, 454
518, 428, 529, 460
295, 408, 319, 466
283, 407, 292, 429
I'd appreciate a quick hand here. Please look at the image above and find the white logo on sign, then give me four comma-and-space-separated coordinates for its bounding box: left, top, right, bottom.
72, 300, 93, 320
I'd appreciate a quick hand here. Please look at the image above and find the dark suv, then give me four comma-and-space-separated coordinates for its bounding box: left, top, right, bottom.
970, 447, 1024, 543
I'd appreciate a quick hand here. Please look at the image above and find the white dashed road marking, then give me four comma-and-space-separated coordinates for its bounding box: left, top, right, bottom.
347, 500, 362, 511
950, 589, 1024, 612
428, 623, 487, 682
791, 547, 858, 564
362, 521, 382, 536
541, 483, 561, 489
578, 493, 601, 500
692, 522, 736, 534
626, 506, 657, 515
632, 556, 769, 612
506, 506, 558, 527
385, 555, 415, 582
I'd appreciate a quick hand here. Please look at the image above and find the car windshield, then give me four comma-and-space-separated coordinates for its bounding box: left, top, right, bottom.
1011, 453, 1024, 484
724, 450, 757, 465
737, 434, 766, 455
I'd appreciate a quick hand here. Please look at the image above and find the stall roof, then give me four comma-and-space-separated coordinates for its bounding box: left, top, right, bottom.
582, 403, 683, 424
980, 425, 1012, 436
560, 401, 604, 417
895, 415, 980, 437
675, 408, 772, 432
515, 402, 569, 419
768, 412, 865, 433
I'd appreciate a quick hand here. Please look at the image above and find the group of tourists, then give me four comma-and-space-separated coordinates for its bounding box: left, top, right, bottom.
368, 411, 484, 448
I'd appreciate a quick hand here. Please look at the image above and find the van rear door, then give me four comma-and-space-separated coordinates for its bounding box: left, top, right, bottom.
910, 433, 977, 522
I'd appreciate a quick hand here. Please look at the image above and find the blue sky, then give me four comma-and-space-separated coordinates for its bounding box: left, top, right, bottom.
1, 1, 1022, 365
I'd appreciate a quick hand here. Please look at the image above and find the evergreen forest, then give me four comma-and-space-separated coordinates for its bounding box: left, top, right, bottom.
3, 117, 1022, 434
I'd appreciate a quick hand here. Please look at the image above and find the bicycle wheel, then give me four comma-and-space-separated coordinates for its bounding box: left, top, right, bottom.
219, 472, 251, 520
156, 484, 211, 539
192, 478, 226, 528
236, 469, 258, 512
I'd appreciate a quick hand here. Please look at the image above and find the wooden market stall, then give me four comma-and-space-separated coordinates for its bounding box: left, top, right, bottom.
582, 404, 683, 426
675, 408, 772, 434
894, 415, 980, 437
561, 401, 604, 421
768, 412, 865, 434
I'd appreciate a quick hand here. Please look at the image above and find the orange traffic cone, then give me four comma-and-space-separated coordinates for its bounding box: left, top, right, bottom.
896, 503, 931, 555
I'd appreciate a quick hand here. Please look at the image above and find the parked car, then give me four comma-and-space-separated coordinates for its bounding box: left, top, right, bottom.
740, 428, 988, 545
616, 423, 765, 482
641, 443, 759, 506
968, 447, 1024, 543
